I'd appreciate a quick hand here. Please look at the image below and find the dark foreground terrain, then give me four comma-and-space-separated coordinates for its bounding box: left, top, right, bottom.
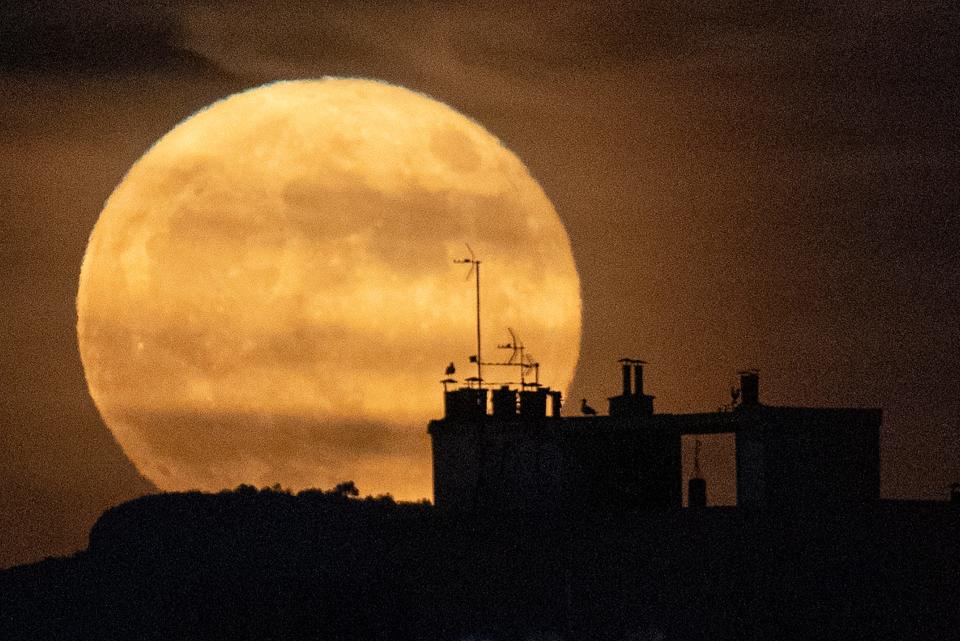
2, 486, 958, 641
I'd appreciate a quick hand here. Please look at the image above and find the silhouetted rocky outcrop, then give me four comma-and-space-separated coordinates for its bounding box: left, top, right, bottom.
1, 486, 958, 641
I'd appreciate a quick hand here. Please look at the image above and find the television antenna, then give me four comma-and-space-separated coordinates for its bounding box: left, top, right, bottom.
496, 327, 540, 387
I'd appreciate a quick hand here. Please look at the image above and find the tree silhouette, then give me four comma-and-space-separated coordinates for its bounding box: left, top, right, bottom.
333, 480, 360, 497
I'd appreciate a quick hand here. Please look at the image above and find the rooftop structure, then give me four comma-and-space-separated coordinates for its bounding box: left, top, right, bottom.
428, 362, 882, 516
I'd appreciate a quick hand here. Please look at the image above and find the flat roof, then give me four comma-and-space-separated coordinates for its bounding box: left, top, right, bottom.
430, 405, 882, 436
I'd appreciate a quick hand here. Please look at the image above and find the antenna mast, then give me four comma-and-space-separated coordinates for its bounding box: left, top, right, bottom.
454, 245, 482, 387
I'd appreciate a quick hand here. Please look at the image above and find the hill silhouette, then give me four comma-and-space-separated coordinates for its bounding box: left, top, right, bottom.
1, 485, 958, 641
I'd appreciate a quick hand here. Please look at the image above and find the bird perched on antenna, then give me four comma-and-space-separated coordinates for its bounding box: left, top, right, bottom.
445, 362, 456, 375
581, 399, 597, 416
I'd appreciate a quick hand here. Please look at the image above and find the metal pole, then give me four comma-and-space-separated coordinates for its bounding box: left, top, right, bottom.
475, 261, 481, 387
454, 249, 483, 391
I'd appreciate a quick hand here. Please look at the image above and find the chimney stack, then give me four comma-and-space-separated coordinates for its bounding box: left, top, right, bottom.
610, 359, 654, 417
739, 370, 759, 406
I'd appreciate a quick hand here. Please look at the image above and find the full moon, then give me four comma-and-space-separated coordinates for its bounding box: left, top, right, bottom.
77, 78, 581, 499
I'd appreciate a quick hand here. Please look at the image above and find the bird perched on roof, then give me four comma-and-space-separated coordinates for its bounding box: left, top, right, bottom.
581, 398, 597, 416
445, 362, 456, 375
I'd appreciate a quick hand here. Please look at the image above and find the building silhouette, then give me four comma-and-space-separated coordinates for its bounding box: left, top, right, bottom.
429, 361, 881, 516
3, 361, 955, 641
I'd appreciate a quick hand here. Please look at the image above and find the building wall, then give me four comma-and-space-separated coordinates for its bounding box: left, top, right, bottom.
431, 417, 681, 515
432, 406, 880, 516
429, 419, 564, 514
429, 420, 480, 510
735, 428, 766, 511
735, 408, 881, 513
562, 426, 681, 514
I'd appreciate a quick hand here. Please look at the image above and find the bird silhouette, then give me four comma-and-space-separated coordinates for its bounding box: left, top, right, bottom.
445, 362, 456, 375
581, 398, 597, 416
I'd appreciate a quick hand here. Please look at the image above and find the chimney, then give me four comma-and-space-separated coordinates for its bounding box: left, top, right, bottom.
633, 363, 644, 396
492, 385, 517, 418
611, 359, 654, 416
548, 390, 563, 417
739, 370, 759, 406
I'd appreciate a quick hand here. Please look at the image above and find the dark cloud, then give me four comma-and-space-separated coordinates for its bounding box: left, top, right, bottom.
180, 1, 959, 155
0, 1, 223, 76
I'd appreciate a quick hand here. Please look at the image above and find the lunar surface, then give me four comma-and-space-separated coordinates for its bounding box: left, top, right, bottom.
77, 78, 581, 498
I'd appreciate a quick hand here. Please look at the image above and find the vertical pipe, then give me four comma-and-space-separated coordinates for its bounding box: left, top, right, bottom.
622, 364, 632, 396
634, 364, 644, 396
